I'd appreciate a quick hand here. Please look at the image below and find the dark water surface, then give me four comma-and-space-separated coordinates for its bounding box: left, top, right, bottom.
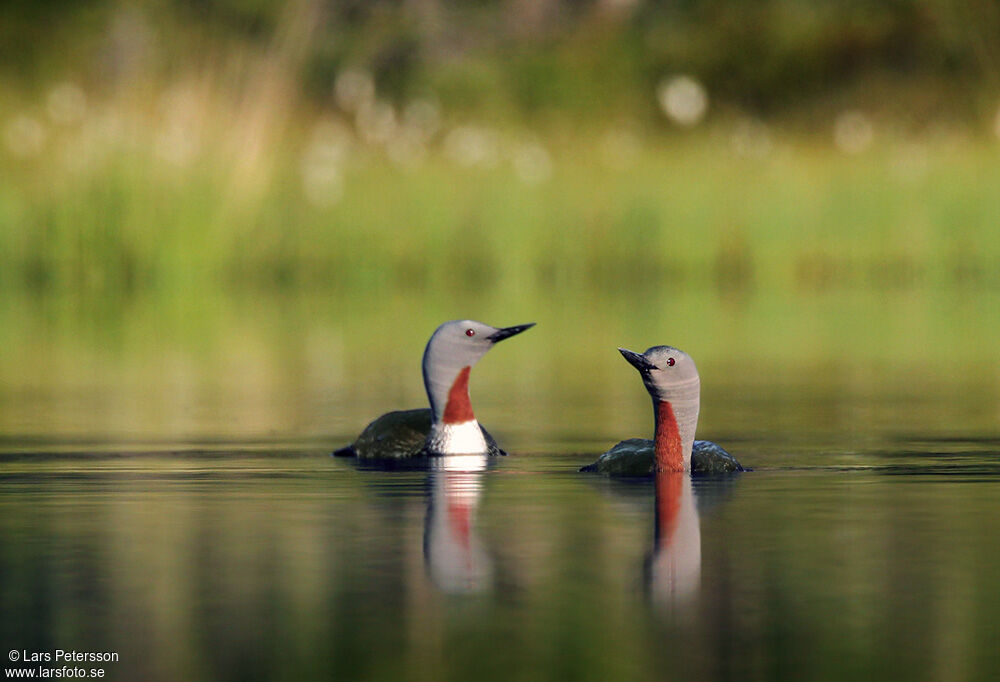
3, 431, 1000, 682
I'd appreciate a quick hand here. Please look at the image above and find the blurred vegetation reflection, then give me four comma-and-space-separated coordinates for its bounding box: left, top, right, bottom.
1, 0, 1000, 442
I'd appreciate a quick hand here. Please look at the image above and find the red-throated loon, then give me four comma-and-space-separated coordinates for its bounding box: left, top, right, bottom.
581, 346, 745, 475
334, 320, 534, 459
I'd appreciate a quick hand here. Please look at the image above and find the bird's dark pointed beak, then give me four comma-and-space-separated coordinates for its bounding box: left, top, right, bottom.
487, 323, 536, 343
618, 347, 658, 371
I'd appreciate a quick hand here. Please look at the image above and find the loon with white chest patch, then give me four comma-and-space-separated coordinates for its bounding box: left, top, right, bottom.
581, 345, 745, 476
334, 320, 535, 459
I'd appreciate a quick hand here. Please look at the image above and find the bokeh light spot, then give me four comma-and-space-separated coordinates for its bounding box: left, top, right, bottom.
833, 111, 874, 154
335, 69, 375, 113
657, 75, 708, 127
512, 140, 552, 185
444, 126, 500, 168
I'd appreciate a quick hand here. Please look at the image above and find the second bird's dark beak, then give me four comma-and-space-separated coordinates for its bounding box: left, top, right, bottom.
618, 347, 658, 371
488, 323, 536, 343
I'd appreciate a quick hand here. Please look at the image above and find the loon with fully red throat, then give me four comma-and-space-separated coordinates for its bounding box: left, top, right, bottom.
580, 345, 745, 475
334, 320, 535, 459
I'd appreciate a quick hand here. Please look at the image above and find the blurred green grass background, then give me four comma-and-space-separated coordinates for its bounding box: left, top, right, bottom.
4, 0, 1000, 296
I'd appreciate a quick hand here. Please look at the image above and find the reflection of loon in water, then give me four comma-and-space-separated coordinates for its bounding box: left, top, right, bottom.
644, 471, 701, 606
423, 455, 494, 594
336, 453, 495, 593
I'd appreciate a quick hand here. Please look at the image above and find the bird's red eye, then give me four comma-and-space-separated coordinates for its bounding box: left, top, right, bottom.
466, 329, 475, 337
667, 358, 676, 366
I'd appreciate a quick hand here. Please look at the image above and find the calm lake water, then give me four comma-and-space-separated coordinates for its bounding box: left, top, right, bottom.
3, 421, 1000, 681
2, 290, 1000, 681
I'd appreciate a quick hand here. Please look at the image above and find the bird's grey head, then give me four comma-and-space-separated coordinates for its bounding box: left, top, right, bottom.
618, 345, 700, 402
422, 320, 535, 419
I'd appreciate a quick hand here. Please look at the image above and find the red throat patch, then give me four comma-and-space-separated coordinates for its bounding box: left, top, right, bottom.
655, 400, 684, 472
442, 366, 475, 424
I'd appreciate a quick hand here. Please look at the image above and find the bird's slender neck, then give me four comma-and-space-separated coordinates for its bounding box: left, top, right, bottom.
654, 401, 685, 472
421, 329, 490, 455
650, 379, 699, 472
423, 339, 480, 425
424, 362, 487, 455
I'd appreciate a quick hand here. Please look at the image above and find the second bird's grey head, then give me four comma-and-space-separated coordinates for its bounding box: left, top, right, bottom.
422, 320, 535, 416
618, 345, 700, 401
